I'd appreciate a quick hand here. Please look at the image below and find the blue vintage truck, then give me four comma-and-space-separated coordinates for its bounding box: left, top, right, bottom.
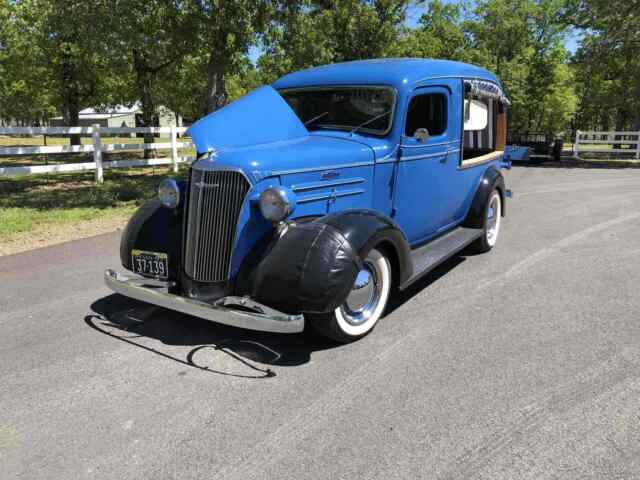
105, 58, 511, 343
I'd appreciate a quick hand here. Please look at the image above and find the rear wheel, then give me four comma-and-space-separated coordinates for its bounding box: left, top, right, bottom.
310, 248, 391, 343
470, 189, 502, 253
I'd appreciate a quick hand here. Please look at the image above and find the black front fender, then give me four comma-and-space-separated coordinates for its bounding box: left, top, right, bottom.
120, 199, 183, 281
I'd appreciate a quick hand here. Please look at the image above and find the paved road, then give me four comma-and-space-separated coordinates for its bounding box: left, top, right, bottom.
2, 165, 640, 480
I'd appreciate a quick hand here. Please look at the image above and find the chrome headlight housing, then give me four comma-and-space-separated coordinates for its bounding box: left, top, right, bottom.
158, 178, 180, 209
259, 186, 296, 222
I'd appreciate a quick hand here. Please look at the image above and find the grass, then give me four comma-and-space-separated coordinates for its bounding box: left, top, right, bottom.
0, 166, 188, 253
0, 133, 194, 253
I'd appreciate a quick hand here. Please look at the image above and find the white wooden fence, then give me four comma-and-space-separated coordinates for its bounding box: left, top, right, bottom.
573, 130, 640, 160
0, 125, 194, 183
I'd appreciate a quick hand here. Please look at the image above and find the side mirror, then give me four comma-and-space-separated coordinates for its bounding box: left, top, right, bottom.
414, 128, 430, 143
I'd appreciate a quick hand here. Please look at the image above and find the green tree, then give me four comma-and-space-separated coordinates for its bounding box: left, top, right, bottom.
388, 0, 468, 60
110, 0, 194, 149
0, 1, 55, 125
567, 0, 640, 130
9, 0, 120, 142
465, 0, 576, 133
259, 0, 418, 82
188, 0, 272, 114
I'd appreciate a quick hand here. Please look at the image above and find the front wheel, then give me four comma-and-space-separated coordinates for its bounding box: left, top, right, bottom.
309, 248, 392, 343
469, 189, 502, 253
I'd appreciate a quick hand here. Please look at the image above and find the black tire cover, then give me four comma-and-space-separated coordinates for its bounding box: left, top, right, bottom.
251, 222, 361, 314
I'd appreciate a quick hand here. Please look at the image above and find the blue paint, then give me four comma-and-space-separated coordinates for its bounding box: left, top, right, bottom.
392, 81, 462, 241
504, 145, 529, 163
187, 86, 307, 153
186, 59, 506, 278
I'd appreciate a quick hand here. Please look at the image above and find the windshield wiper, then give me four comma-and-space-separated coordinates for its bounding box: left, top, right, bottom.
349, 110, 392, 135
304, 111, 329, 126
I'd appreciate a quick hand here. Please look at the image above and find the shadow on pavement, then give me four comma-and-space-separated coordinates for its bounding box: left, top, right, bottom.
88, 253, 470, 377
386, 255, 466, 316
87, 294, 340, 378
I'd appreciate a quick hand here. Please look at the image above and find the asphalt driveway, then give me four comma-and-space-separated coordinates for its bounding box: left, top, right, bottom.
1, 165, 640, 479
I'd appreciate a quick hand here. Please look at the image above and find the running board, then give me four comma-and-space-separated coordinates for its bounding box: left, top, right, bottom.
400, 227, 483, 289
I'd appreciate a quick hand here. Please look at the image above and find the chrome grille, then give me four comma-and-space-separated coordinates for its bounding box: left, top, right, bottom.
184, 168, 250, 282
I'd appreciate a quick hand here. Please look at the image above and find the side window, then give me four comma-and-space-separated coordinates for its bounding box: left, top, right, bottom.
405, 93, 447, 138
462, 95, 506, 163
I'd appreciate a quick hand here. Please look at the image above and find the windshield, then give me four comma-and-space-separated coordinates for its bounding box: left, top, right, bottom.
279, 86, 396, 135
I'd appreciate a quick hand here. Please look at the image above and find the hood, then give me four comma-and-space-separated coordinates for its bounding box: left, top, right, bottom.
187, 86, 308, 153
193, 134, 375, 182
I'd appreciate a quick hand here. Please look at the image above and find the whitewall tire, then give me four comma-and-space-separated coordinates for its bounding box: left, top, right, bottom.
310, 248, 392, 343
470, 189, 502, 253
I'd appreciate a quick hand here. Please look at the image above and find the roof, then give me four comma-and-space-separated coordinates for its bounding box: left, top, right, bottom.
52, 103, 142, 121
79, 104, 140, 116
51, 112, 134, 120
272, 58, 500, 92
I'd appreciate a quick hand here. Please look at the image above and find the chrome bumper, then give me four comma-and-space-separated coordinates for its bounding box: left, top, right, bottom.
104, 269, 304, 334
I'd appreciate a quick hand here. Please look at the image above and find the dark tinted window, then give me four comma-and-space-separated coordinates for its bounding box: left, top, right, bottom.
280, 87, 395, 135
405, 93, 447, 137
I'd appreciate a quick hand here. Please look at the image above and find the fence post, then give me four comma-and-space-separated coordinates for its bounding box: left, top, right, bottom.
92, 124, 103, 184
573, 130, 580, 159
170, 126, 179, 173
636, 131, 640, 160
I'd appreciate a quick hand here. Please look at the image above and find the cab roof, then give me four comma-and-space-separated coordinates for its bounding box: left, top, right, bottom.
272, 58, 500, 92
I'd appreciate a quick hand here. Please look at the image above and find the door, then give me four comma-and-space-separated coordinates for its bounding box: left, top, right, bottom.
393, 81, 461, 244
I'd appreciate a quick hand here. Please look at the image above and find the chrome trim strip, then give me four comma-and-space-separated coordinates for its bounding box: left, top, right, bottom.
291, 177, 365, 192
400, 140, 461, 148
104, 269, 304, 334
376, 157, 397, 164
400, 151, 447, 161
298, 188, 366, 204
375, 146, 399, 163
268, 161, 374, 176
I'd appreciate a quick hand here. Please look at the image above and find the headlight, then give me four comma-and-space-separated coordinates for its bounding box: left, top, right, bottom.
259, 186, 296, 222
158, 178, 180, 209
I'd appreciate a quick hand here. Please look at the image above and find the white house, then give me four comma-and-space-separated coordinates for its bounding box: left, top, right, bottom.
50, 103, 182, 129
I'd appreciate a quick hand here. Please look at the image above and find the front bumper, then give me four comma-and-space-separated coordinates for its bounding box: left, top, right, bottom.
104, 269, 304, 334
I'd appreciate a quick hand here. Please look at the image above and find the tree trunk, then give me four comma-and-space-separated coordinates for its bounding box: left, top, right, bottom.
133, 49, 157, 159
204, 52, 228, 115
61, 52, 82, 146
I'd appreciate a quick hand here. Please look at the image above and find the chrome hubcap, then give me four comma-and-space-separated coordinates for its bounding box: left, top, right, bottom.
341, 261, 382, 326
487, 195, 500, 244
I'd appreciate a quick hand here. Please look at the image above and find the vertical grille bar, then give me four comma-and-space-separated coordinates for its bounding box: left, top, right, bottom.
184, 169, 250, 282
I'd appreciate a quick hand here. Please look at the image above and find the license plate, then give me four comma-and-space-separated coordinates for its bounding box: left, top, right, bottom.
131, 249, 168, 279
